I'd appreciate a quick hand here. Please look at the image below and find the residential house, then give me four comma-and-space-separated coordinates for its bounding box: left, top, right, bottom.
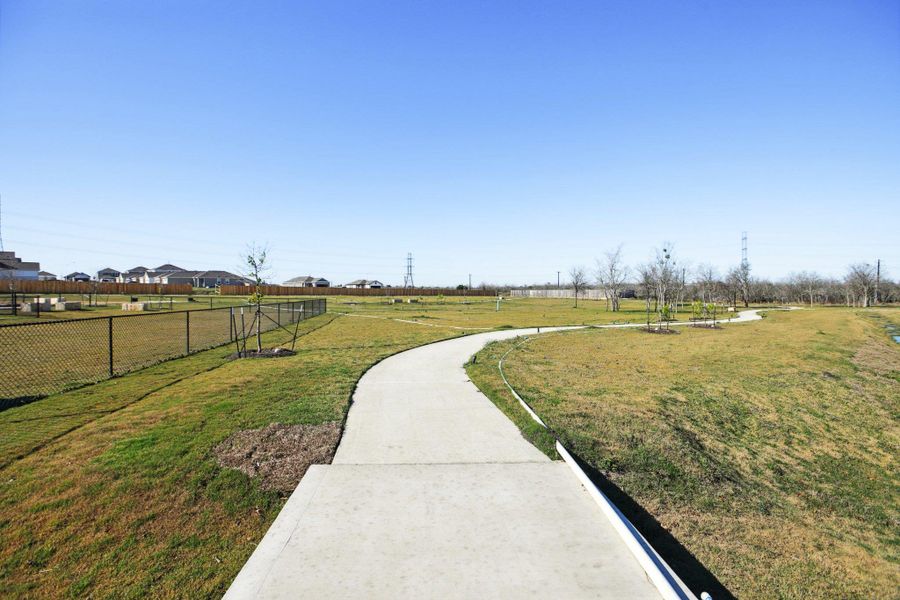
38, 271, 57, 281
283, 275, 330, 287
344, 279, 384, 289
121, 266, 149, 283
140, 264, 186, 284
194, 270, 249, 288
97, 267, 121, 282
159, 270, 248, 288
0, 251, 41, 280
64, 272, 91, 282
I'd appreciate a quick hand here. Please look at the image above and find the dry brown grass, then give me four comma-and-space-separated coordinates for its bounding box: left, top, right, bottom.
468, 308, 900, 599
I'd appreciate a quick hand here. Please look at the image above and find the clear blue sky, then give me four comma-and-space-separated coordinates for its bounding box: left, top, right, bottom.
1, 0, 897, 285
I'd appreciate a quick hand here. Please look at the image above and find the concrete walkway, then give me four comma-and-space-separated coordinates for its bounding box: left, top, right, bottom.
225, 327, 664, 599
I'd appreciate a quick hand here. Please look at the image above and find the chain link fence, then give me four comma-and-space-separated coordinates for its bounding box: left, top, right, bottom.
0, 299, 326, 403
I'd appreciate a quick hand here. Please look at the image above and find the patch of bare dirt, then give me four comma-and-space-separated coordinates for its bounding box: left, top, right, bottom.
231, 347, 297, 359
214, 422, 341, 493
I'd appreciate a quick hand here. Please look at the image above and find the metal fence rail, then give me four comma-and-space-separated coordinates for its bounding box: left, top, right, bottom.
0, 299, 326, 402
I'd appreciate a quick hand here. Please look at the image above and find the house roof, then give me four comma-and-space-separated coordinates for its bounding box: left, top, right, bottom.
39, 271, 56, 277
66, 272, 90, 278
97, 267, 120, 275
161, 270, 202, 279
125, 266, 148, 274
196, 270, 243, 279
284, 275, 316, 284
154, 264, 185, 272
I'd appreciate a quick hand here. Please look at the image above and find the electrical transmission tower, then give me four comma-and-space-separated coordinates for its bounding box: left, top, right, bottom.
741, 231, 748, 267
403, 252, 414, 289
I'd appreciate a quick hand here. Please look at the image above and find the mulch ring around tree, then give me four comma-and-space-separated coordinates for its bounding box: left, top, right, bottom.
214, 422, 342, 493
643, 327, 680, 334
230, 347, 297, 359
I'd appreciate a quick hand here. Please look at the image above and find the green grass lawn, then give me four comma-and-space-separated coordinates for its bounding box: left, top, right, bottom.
467, 307, 900, 599
0, 313, 460, 597
329, 295, 716, 328
3, 298, 896, 598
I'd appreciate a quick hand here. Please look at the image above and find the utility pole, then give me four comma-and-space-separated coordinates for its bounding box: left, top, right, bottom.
468, 273, 472, 290
875, 259, 881, 304
557, 271, 560, 289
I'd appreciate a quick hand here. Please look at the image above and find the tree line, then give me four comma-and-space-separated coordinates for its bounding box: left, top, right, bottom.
567, 244, 894, 313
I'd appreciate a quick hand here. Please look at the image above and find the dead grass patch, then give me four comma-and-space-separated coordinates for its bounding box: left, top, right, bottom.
853, 339, 900, 377
214, 422, 341, 493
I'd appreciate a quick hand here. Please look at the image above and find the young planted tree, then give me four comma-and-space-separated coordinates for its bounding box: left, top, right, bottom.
650, 244, 678, 329
243, 244, 269, 352
569, 266, 588, 308
595, 245, 629, 311
636, 264, 654, 328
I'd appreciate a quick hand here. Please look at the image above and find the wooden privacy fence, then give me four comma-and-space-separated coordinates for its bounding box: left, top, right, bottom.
219, 285, 499, 297
6, 280, 193, 296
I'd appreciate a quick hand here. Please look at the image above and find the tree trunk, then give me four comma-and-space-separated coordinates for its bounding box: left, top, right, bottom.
256, 303, 262, 352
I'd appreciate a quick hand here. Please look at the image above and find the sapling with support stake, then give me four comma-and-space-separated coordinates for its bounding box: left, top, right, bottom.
244, 243, 269, 353
234, 244, 309, 357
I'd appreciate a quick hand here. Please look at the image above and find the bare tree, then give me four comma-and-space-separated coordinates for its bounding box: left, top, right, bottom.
650, 244, 678, 326
794, 271, 823, 306
845, 263, 877, 307
569, 266, 588, 308
731, 261, 752, 307
636, 263, 654, 327
725, 266, 742, 308
243, 244, 269, 352
695, 264, 720, 303
595, 245, 629, 311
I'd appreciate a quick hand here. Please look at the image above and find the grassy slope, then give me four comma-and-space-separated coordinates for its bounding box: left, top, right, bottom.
467, 308, 899, 599
0, 314, 457, 598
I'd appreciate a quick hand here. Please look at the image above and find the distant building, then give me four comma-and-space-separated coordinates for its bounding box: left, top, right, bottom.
140, 264, 187, 284
121, 266, 149, 283
0, 251, 41, 280
97, 267, 121, 282
160, 270, 248, 288
38, 271, 57, 281
283, 275, 330, 288
345, 279, 384, 289
64, 272, 91, 282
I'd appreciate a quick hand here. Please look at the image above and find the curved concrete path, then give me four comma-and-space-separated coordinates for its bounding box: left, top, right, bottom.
225, 326, 666, 599
225, 311, 778, 598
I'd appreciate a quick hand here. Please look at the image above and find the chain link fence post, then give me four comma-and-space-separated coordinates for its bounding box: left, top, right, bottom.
185, 310, 191, 354
108, 317, 114, 377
